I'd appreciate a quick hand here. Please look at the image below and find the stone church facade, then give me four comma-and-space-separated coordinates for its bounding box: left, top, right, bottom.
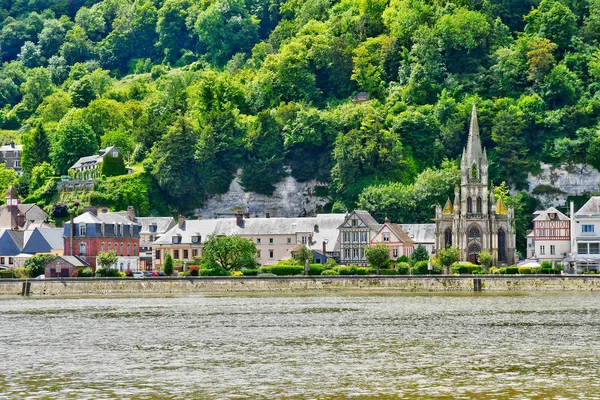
434, 105, 516, 266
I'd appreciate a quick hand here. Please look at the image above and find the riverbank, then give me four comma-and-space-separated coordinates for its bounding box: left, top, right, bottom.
1, 275, 600, 297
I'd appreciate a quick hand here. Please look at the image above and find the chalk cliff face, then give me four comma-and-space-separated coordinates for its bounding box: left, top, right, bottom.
526, 163, 600, 207
197, 175, 330, 218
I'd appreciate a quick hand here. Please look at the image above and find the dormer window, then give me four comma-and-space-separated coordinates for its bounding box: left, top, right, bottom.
351, 219, 357, 227
191, 235, 201, 243
129, 223, 133, 236
172, 235, 182, 244
79, 224, 86, 236
101, 222, 105, 236
314, 224, 319, 233
113, 151, 118, 157
149, 224, 157, 233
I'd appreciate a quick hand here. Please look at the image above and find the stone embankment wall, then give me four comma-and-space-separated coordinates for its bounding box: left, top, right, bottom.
1, 276, 600, 297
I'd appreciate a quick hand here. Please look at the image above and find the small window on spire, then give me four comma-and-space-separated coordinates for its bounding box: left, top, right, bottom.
471, 165, 478, 181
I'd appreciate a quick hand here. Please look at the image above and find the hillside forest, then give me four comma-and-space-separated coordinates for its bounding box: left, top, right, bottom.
1, 0, 600, 252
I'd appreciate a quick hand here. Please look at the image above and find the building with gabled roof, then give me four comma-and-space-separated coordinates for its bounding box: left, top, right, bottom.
434, 104, 516, 266
338, 210, 381, 265
0, 186, 47, 230
529, 206, 570, 263
68, 146, 125, 180
370, 217, 414, 260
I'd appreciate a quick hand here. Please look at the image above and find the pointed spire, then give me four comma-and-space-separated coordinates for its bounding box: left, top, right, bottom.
466, 103, 483, 161
495, 197, 508, 215
442, 198, 454, 215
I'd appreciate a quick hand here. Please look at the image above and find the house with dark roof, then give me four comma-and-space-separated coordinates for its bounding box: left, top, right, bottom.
63, 209, 141, 270
338, 210, 382, 265
0, 143, 22, 173
0, 229, 24, 267
68, 146, 125, 180
370, 218, 414, 260
398, 224, 436, 255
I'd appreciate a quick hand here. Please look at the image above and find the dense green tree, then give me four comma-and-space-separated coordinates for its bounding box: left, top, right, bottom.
21, 123, 51, 173
24, 253, 56, 278
201, 234, 258, 271
410, 244, 429, 264
29, 162, 55, 193
97, 250, 118, 270
365, 243, 391, 274
196, 0, 260, 65
438, 246, 460, 275
525, 0, 578, 52
491, 105, 530, 186
163, 253, 174, 275
51, 111, 99, 174
148, 116, 203, 212
69, 76, 96, 107
21, 67, 53, 111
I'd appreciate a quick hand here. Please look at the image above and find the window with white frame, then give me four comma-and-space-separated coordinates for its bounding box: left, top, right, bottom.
79, 242, 86, 256
361, 232, 367, 242
539, 245, 545, 255
590, 243, 600, 254
79, 224, 86, 236
353, 248, 359, 259
393, 248, 398, 258
353, 232, 359, 242
269, 250, 274, 259
352, 219, 357, 227
578, 243, 588, 254
287, 237, 292, 244
344, 249, 350, 259
583, 225, 595, 233
269, 238, 274, 244
343, 233, 350, 243
550, 245, 555, 255
383, 232, 390, 242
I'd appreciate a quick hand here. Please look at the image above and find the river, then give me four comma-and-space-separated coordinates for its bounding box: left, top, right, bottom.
1, 293, 599, 399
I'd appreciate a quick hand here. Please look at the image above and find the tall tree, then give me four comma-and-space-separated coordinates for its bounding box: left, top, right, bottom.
51, 111, 99, 175
21, 123, 51, 173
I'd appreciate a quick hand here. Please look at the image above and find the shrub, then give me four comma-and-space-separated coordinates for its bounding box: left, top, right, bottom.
14, 268, 29, 278
309, 264, 325, 275
0, 270, 14, 279
241, 268, 259, 276
257, 272, 277, 277
96, 268, 122, 277
451, 263, 485, 274
411, 260, 442, 275
321, 269, 339, 275
125, 269, 134, 277
397, 262, 410, 275
380, 268, 397, 275
260, 265, 304, 276
336, 266, 370, 275
540, 261, 552, 269
505, 266, 519, 274
231, 271, 243, 277
518, 266, 533, 274
189, 266, 199, 276
178, 271, 190, 277
200, 266, 231, 276
539, 268, 556, 274
77, 267, 93, 277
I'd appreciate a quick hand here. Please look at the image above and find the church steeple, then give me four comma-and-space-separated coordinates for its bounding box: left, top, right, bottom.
466, 103, 483, 163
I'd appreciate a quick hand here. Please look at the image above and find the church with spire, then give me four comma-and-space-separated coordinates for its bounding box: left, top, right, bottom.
434, 104, 516, 266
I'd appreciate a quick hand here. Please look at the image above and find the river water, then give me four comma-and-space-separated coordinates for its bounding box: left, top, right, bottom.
1, 293, 599, 399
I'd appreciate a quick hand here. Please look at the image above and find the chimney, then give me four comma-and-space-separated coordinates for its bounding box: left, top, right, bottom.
127, 206, 135, 222
266, 211, 270, 218
10, 142, 14, 149
178, 215, 185, 228
322, 240, 327, 255
197, 213, 203, 220
69, 213, 74, 256
16, 212, 25, 228
385, 216, 390, 224
236, 211, 243, 227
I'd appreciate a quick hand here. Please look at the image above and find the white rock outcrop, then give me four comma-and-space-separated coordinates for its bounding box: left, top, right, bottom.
526, 163, 600, 207
197, 174, 330, 218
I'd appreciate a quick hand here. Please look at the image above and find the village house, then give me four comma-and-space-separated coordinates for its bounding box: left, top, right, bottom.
62, 208, 141, 270
44, 255, 89, 278
68, 146, 126, 180
338, 210, 380, 265
570, 198, 600, 273
151, 213, 346, 269
398, 224, 436, 255
530, 207, 571, 264
0, 143, 22, 173
370, 217, 414, 260
0, 186, 47, 230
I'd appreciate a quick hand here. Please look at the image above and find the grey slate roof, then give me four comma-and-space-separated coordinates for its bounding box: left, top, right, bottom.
575, 197, 600, 217
398, 224, 436, 244
533, 207, 569, 222
47, 255, 89, 268
0, 144, 22, 152
22, 228, 64, 254
0, 203, 47, 229
154, 214, 346, 253
136, 217, 176, 234
73, 211, 136, 225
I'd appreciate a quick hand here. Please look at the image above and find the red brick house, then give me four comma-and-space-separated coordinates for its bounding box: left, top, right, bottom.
63, 208, 141, 270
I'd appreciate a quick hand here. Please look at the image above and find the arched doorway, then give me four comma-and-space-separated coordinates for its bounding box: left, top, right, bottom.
468, 243, 481, 264
467, 225, 482, 264
444, 228, 452, 248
